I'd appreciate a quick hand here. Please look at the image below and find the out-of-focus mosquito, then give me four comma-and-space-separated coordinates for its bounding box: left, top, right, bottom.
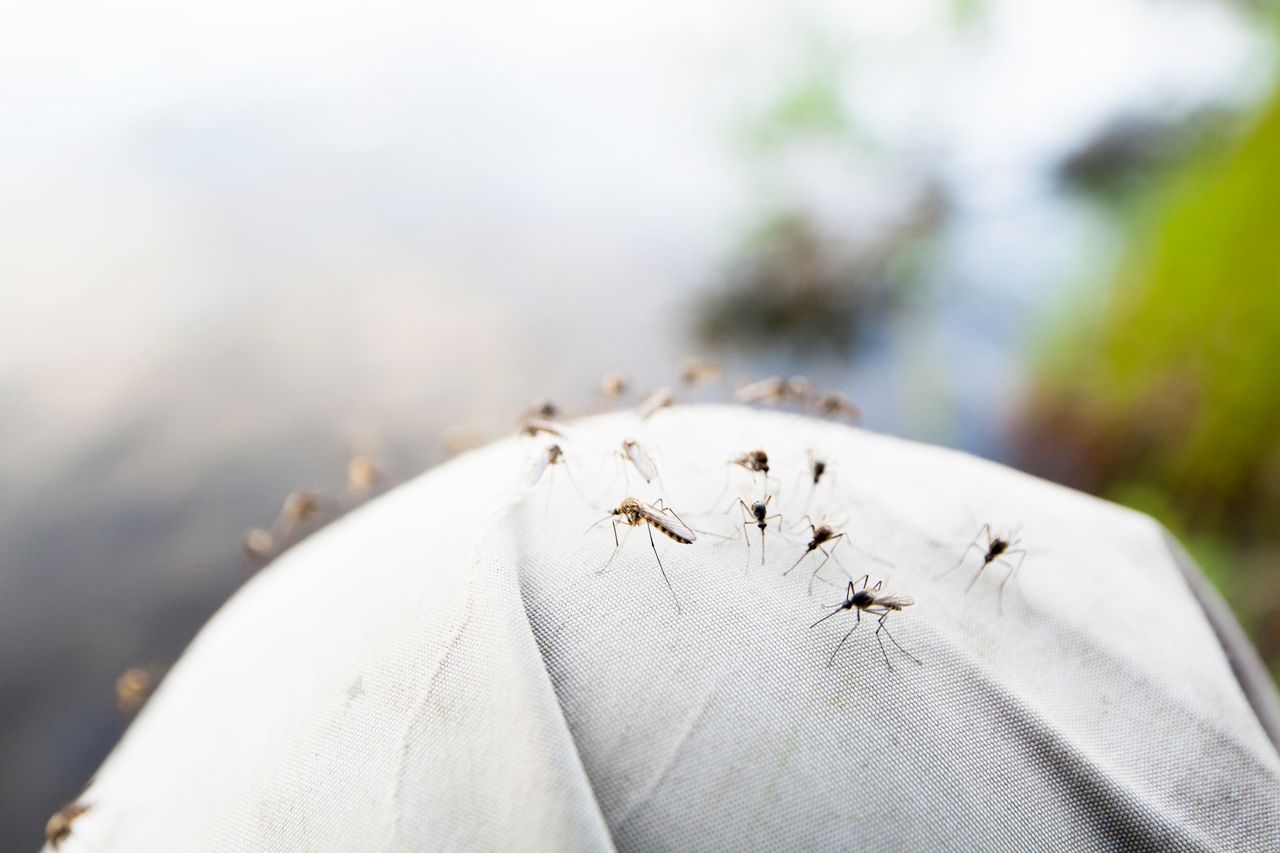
794, 449, 831, 516
526, 443, 593, 515
590, 497, 696, 612
815, 391, 861, 421
114, 667, 155, 716
346, 455, 381, 499
520, 417, 563, 438
734, 495, 782, 568
811, 574, 921, 669
241, 490, 331, 565
620, 438, 659, 485
46, 800, 91, 851
441, 424, 489, 457
638, 387, 675, 419
679, 357, 722, 388
523, 400, 561, 420
735, 376, 786, 405
705, 448, 773, 510
783, 375, 815, 406
601, 371, 629, 403
942, 524, 1027, 610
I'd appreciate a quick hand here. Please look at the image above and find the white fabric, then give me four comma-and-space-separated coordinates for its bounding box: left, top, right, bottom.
62, 405, 1280, 851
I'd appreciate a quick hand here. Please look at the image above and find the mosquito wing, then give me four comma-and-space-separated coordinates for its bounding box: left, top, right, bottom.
872, 590, 915, 609
639, 503, 697, 543
623, 441, 658, 482
526, 449, 552, 487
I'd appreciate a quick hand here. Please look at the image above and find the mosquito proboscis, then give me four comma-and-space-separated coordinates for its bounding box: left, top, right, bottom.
811, 574, 921, 669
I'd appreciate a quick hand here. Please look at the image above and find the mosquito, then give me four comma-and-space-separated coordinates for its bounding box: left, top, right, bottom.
638, 387, 675, 419
520, 417, 563, 438
815, 391, 861, 421
601, 371, 629, 402
526, 443, 593, 514
734, 495, 782, 568
794, 449, 831, 516
735, 375, 786, 405
783, 518, 847, 593
115, 667, 155, 716
46, 800, 91, 851
679, 357, 722, 388
523, 400, 561, 420
620, 438, 659, 484
346, 455, 381, 499
705, 448, 773, 511
592, 497, 696, 612
783, 375, 815, 407
811, 575, 921, 669
943, 524, 1027, 609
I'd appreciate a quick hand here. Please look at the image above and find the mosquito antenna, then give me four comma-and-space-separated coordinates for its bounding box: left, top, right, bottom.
583, 514, 613, 535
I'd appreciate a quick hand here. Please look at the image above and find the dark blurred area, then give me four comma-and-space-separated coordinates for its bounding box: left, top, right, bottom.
3, 0, 1278, 848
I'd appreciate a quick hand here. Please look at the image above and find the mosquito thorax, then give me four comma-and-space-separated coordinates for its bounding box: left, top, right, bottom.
850, 590, 875, 608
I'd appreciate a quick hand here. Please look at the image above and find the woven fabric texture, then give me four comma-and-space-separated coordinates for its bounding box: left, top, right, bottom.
63, 405, 1280, 851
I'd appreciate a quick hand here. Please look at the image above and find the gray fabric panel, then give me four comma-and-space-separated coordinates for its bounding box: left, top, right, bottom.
65, 406, 1280, 851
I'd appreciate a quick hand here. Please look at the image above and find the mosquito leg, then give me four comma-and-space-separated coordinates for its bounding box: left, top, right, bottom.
599, 520, 624, 574
560, 460, 598, 510
647, 522, 681, 613
878, 616, 922, 666
827, 610, 861, 667
995, 550, 1027, 613
544, 464, 555, 518
703, 465, 732, 514
784, 547, 814, 577
938, 531, 986, 580
964, 560, 990, 593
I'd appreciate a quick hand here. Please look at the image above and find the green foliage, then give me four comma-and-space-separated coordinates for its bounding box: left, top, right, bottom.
1062, 90, 1280, 529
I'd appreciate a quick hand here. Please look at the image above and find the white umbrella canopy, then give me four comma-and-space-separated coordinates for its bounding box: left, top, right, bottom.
52, 405, 1280, 851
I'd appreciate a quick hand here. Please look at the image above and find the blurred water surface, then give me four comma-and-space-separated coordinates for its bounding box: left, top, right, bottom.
0, 0, 1271, 846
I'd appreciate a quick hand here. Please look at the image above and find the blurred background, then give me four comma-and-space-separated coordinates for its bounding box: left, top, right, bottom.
3, 0, 1279, 846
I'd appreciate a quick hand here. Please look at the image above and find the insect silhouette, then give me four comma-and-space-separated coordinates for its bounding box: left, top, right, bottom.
735, 376, 786, 405
735, 495, 782, 567
943, 524, 1027, 609
46, 800, 90, 851
595, 497, 696, 612
811, 575, 921, 669
783, 518, 847, 593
